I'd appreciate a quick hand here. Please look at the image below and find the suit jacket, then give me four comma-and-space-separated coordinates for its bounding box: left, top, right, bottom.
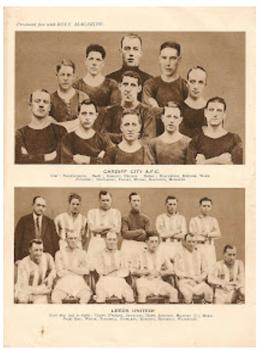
14, 213, 59, 262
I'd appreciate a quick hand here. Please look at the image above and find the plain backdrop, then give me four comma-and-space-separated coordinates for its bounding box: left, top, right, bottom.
15, 31, 245, 145
15, 187, 245, 262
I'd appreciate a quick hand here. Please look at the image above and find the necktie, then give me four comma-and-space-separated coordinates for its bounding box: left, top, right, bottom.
35, 217, 41, 238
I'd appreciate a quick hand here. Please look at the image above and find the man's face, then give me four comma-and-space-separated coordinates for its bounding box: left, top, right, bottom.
224, 248, 237, 265
187, 69, 207, 99
69, 198, 81, 215
184, 235, 196, 252
205, 101, 226, 127
33, 197, 46, 216
85, 51, 104, 76
147, 236, 159, 253
120, 76, 141, 104
121, 37, 142, 67
105, 232, 118, 250
78, 104, 97, 129
56, 65, 75, 91
29, 243, 43, 263
30, 90, 51, 119
99, 194, 112, 211
161, 107, 182, 133
166, 198, 178, 215
130, 194, 141, 211
200, 200, 212, 216
66, 232, 79, 249
159, 47, 180, 77
120, 114, 141, 142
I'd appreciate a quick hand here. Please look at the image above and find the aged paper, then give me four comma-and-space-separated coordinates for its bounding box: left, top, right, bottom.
4, 7, 256, 347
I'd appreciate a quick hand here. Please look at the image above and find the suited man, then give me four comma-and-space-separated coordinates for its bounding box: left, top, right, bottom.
14, 196, 59, 262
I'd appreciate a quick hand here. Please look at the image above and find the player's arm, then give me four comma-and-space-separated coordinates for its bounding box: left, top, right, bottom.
155, 215, 171, 239
15, 130, 55, 164
142, 79, 159, 107
121, 217, 146, 240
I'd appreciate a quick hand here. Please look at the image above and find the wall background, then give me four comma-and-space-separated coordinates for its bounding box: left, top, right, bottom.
15, 187, 245, 262
15, 31, 245, 145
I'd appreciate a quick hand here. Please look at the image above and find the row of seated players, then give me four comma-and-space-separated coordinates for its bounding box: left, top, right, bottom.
14, 232, 244, 304
14, 192, 222, 274
15, 42, 243, 164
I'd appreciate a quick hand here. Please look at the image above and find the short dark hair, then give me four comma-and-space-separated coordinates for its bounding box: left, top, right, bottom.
56, 58, 75, 73
99, 190, 112, 199
165, 195, 177, 204
32, 196, 45, 205
199, 197, 213, 205
29, 89, 50, 104
128, 192, 139, 201
206, 96, 227, 111
224, 244, 236, 253
121, 111, 142, 125
78, 99, 97, 113
160, 41, 181, 56
121, 70, 142, 86
68, 193, 81, 203
120, 33, 142, 48
86, 44, 106, 59
146, 231, 160, 241
105, 231, 118, 239
187, 65, 207, 81
184, 233, 194, 241
29, 239, 43, 248
162, 103, 183, 117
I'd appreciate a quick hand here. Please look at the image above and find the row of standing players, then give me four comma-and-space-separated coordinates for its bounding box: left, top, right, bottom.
14, 192, 244, 304
15, 36, 243, 164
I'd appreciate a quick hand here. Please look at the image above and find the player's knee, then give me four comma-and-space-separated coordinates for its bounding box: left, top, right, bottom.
181, 289, 192, 303
17, 293, 29, 304
95, 288, 106, 303
78, 289, 91, 304
51, 290, 64, 304
33, 295, 48, 304
137, 287, 148, 302
169, 288, 178, 302
123, 288, 135, 303
204, 286, 213, 301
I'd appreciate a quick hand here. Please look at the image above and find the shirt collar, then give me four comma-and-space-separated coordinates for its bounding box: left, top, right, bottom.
33, 213, 42, 222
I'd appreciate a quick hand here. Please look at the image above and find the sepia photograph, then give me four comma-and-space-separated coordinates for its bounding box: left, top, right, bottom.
14, 187, 245, 305
15, 31, 245, 165
4, 6, 256, 347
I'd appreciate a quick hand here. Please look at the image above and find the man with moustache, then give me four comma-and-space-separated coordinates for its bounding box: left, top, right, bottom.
98, 71, 156, 144
15, 89, 67, 163
54, 193, 88, 250
61, 100, 114, 164
14, 196, 59, 262
107, 33, 152, 101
